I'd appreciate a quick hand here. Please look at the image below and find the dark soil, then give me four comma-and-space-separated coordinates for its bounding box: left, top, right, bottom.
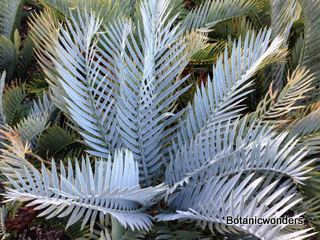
16, 224, 69, 240
5, 207, 69, 240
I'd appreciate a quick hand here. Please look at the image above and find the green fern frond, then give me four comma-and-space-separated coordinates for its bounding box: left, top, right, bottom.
255, 67, 314, 123
39, 0, 73, 16
2, 83, 27, 125
210, 16, 256, 40
299, 0, 320, 102
29, 9, 62, 106
182, 0, 256, 32
0, 37, 16, 81
289, 34, 304, 71
37, 125, 78, 158
0, 0, 24, 39
40, 0, 134, 23
16, 36, 34, 80
269, 0, 298, 90
189, 41, 228, 65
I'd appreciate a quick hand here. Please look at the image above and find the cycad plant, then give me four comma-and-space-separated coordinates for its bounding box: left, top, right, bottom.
1, 0, 320, 239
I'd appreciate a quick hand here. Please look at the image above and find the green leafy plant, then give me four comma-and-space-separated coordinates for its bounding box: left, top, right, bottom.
0, 0, 35, 82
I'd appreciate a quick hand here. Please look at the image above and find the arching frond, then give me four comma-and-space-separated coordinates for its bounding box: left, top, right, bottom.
115, 0, 191, 185
49, 12, 119, 158
167, 116, 268, 188
97, 19, 133, 97
0, 37, 16, 81
29, 8, 63, 108
255, 67, 314, 123
4, 149, 166, 232
0, 0, 24, 39
40, 0, 134, 22
76, 0, 134, 22
182, 0, 256, 32
2, 84, 27, 125
297, 134, 320, 156
37, 126, 78, 158
166, 115, 313, 192
184, 31, 209, 60
158, 174, 315, 240
16, 36, 34, 80
299, 0, 320, 102
288, 109, 320, 139
39, 0, 73, 16
300, 197, 320, 228
0, 127, 32, 177
269, 0, 298, 90
289, 34, 304, 71
271, 0, 298, 39
175, 29, 286, 149
189, 41, 228, 65
287, 109, 320, 155
14, 113, 50, 143
29, 93, 55, 117
12, 93, 55, 143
